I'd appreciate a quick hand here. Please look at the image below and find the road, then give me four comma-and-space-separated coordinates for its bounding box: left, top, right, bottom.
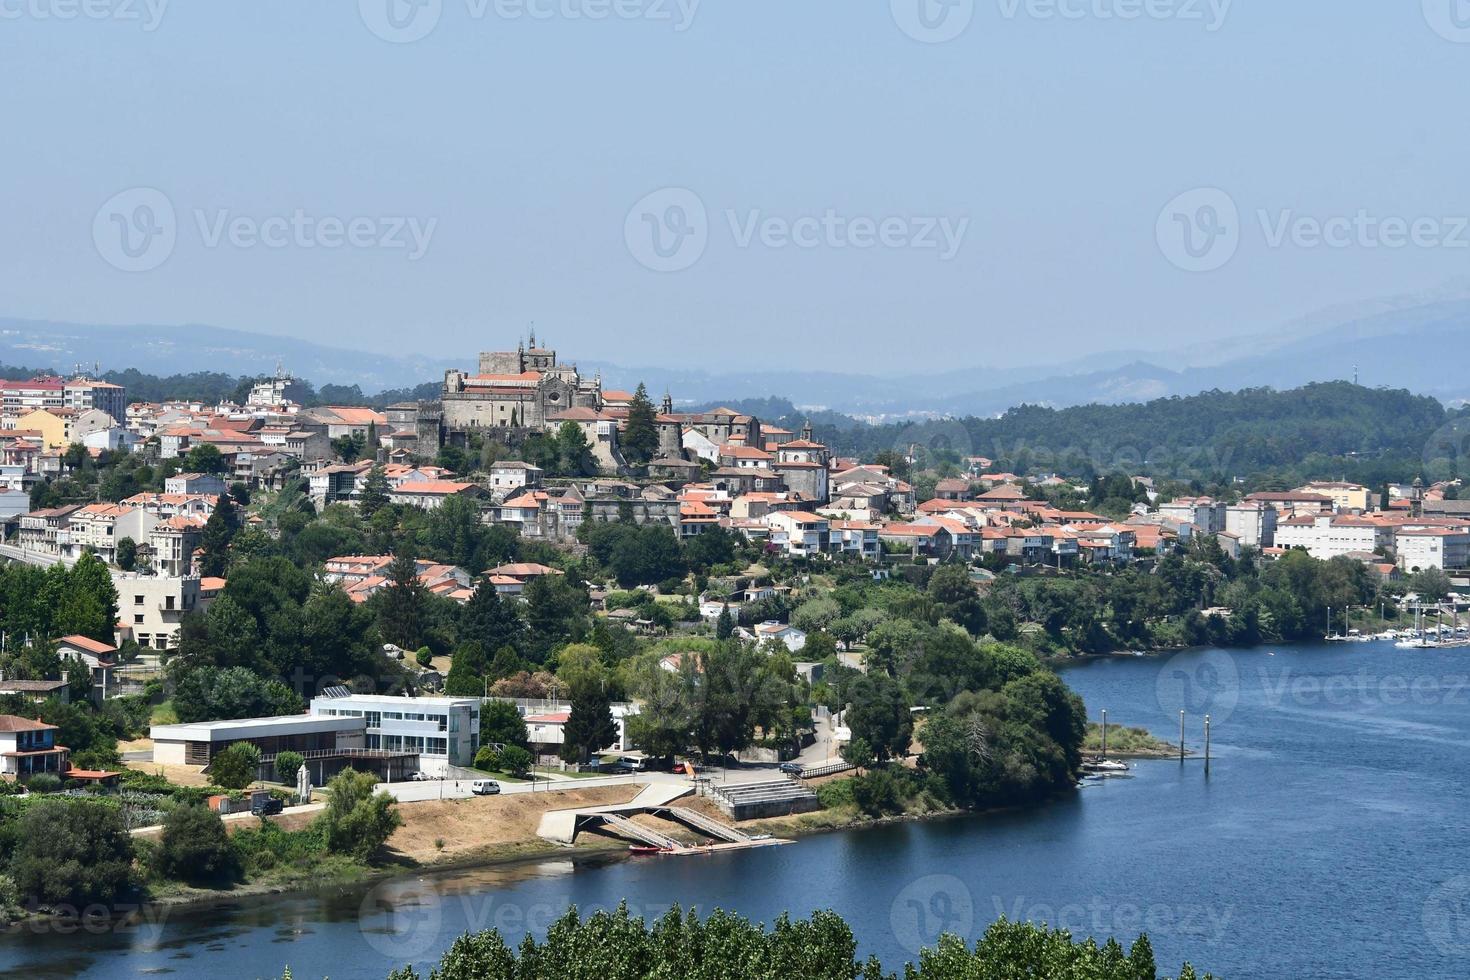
375, 762, 798, 804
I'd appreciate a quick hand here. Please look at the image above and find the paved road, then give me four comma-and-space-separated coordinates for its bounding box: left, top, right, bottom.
376, 763, 795, 804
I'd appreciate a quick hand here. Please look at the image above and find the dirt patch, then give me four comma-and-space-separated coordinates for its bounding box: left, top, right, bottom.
123, 759, 212, 787
385, 786, 641, 864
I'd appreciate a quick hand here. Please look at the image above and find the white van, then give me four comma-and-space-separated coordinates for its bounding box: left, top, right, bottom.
470, 779, 501, 796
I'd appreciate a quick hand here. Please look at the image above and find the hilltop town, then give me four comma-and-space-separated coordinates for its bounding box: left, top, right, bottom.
0, 338, 1465, 925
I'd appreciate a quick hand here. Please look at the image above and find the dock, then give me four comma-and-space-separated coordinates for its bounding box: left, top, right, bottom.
536, 783, 791, 855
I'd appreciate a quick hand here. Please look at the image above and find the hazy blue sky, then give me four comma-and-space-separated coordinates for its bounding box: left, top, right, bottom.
3, 2, 1469, 373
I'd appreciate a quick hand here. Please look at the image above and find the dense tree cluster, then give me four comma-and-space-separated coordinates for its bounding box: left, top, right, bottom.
365, 905, 1210, 980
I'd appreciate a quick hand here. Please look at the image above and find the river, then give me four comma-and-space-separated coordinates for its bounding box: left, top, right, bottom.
3, 639, 1468, 979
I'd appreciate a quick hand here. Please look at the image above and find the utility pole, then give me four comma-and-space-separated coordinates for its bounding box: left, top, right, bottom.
1100, 709, 1108, 759
1179, 710, 1185, 763
1204, 715, 1211, 774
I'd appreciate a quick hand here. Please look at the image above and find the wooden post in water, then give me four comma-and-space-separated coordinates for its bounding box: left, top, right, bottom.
1100, 709, 1107, 759
1179, 710, 1185, 763
1204, 714, 1211, 773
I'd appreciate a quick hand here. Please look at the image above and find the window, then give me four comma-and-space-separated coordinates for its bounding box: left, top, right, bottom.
134, 595, 144, 605
134, 614, 144, 624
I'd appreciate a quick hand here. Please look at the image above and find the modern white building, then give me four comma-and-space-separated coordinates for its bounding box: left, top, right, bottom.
1396, 528, 1470, 572
150, 714, 366, 766
310, 693, 481, 773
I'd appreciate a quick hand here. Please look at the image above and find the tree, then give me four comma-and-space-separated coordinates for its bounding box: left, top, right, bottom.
560, 680, 618, 764
9, 800, 135, 908
522, 575, 588, 663
556, 420, 596, 477
378, 549, 425, 649
716, 603, 734, 640
183, 442, 227, 474
480, 698, 530, 748
460, 580, 523, 656
497, 745, 532, 778
841, 736, 875, 772
622, 382, 660, 468
928, 564, 988, 636
115, 536, 137, 572
198, 495, 240, 577
318, 769, 402, 861
359, 464, 391, 518
846, 673, 913, 762
209, 742, 261, 790
275, 750, 305, 786
156, 806, 240, 886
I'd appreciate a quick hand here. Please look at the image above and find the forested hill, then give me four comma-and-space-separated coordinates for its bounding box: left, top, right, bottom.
821, 383, 1460, 482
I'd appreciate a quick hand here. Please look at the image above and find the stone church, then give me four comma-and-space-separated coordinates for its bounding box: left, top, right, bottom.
440, 335, 603, 432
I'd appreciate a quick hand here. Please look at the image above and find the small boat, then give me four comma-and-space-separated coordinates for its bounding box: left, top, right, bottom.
1081, 759, 1130, 774
629, 845, 672, 855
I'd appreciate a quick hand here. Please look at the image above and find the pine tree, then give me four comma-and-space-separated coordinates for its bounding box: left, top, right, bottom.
622, 382, 660, 468
716, 603, 734, 640
560, 680, 618, 764
359, 464, 391, 518
378, 549, 425, 649
197, 495, 239, 577
460, 579, 523, 654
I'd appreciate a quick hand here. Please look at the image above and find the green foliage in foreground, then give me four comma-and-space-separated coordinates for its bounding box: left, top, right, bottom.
329, 905, 1212, 980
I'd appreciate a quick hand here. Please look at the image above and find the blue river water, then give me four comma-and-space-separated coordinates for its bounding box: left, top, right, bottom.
2, 639, 1468, 979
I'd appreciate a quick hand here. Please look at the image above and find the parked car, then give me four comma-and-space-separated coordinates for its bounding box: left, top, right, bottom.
777, 762, 804, 776
251, 796, 284, 816
409, 771, 432, 781
470, 779, 501, 796
614, 756, 647, 772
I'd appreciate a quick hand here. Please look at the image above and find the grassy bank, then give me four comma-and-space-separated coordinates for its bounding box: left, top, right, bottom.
1084, 722, 1181, 758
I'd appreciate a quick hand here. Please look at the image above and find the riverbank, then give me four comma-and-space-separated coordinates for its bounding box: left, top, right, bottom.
1082, 722, 1183, 759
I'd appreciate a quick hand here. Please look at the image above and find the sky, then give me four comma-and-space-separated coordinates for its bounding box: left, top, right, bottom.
2, 2, 1469, 375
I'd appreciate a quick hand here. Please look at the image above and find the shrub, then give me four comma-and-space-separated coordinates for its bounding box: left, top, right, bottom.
274, 750, 305, 786
9, 799, 135, 908
317, 769, 401, 861
415, 647, 433, 667
210, 743, 261, 790
473, 746, 502, 772
498, 745, 533, 778
25, 773, 62, 794
156, 806, 240, 886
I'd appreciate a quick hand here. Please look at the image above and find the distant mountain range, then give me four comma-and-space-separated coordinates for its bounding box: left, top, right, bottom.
5, 293, 1469, 418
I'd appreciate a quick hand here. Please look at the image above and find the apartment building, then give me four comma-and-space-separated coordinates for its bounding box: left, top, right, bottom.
116, 574, 206, 650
